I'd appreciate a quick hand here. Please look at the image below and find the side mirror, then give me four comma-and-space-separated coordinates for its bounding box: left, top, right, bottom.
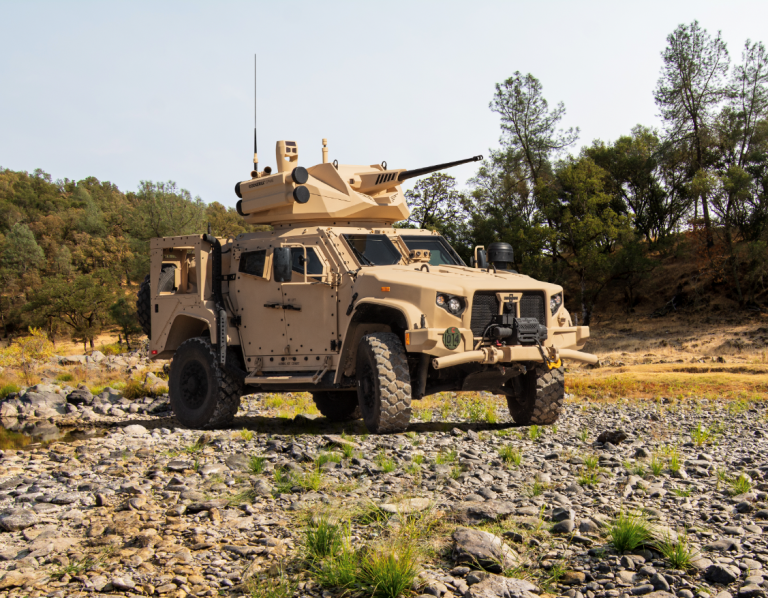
273, 247, 292, 282
476, 249, 487, 269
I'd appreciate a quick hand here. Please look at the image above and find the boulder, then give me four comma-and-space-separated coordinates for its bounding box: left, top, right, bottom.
705, 564, 741, 585
66, 389, 93, 406
452, 527, 518, 573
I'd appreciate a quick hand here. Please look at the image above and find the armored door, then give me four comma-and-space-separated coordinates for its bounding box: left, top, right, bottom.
280, 244, 339, 366
230, 245, 288, 370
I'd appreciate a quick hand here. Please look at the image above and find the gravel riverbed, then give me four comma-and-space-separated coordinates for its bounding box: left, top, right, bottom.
0, 386, 766, 598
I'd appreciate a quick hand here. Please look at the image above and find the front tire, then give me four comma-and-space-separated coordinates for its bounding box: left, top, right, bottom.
312, 391, 361, 422
504, 363, 564, 425
356, 333, 412, 434
169, 337, 243, 429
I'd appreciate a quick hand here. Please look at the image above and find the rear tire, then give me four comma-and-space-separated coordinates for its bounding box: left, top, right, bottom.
505, 363, 564, 425
169, 337, 243, 429
312, 391, 361, 422
356, 333, 412, 434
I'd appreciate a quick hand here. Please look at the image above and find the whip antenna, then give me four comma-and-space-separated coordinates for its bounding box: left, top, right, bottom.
253, 54, 258, 172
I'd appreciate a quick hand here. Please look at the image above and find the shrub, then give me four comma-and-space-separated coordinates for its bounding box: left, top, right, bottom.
0, 383, 21, 399
239, 429, 254, 441
55, 373, 74, 383
0, 328, 55, 385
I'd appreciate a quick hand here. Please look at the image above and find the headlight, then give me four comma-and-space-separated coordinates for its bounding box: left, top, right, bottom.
550, 292, 563, 315
436, 293, 465, 316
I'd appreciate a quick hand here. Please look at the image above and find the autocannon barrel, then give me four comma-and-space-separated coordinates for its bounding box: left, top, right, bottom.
397, 155, 483, 182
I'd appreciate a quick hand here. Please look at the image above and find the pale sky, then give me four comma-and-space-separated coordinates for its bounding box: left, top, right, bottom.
1, 0, 766, 208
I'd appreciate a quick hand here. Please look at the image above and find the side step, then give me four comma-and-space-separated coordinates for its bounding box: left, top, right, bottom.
245, 374, 316, 385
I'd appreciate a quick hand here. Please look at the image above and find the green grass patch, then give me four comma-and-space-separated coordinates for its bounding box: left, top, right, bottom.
656, 534, 697, 570
375, 452, 396, 473
499, 445, 522, 466
55, 373, 73, 383
249, 456, 267, 474
608, 511, 652, 553
529, 425, 543, 441
728, 473, 752, 496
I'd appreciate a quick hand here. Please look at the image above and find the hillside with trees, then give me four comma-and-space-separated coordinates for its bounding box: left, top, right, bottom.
1, 20, 766, 345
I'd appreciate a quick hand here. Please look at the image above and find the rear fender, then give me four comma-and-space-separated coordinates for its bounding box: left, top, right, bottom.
153, 313, 213, 359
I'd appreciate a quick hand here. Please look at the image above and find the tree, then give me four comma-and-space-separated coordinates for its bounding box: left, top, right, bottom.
654, 20, 730, 243
585, 126, 690, 243
402, 173, 466, 243
128, 181, 206, 241
490, 72, 579, 195
109, 297, 142, 350
547, 157, 635, 325
26, 270, 118, 350
0, 223, 44, 278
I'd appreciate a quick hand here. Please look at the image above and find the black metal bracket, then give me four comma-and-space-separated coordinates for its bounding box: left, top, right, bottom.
219, 274, 237, 281
346, 292, 359, 316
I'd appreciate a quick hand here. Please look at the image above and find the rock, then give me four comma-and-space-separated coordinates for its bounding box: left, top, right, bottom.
111, 576, 136, 591
452, 527, 518, 573
552, 519, 575, 533
123, 424, 149, 436
650, 573, 670, 592
551, 507, 574, 522
66, 389, 93, 406
226, 454, 252, 471
705, 564, 741, 585
90, 350, 106, 362
0, 509, 37, 531
323, 434, 361, 450
706, 538, 742, 552
59, 355, 87, 365
633, 585, 657, 595
561, 571, 586, 585
597, 429, 628, 444
380, 498, 431, 514
461, 572, 538, 598
738, 586, 765, 598
460, 500, 517, 523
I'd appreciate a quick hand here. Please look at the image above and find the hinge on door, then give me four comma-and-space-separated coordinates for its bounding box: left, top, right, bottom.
219, 274, 237, 281
231, 315, 242, 326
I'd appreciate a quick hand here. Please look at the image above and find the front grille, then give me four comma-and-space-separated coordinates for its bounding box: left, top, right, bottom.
520, 293, 546, 324
471, 291, 547, 337
470, 292, 499, 336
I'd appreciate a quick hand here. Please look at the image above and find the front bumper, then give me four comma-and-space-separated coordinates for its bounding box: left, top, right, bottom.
405, 325, 596, 366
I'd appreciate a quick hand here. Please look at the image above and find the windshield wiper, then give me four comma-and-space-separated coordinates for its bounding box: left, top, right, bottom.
349, 245, 375, 266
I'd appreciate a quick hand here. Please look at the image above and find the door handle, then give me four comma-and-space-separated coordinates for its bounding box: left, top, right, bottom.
264, 303, 301, 311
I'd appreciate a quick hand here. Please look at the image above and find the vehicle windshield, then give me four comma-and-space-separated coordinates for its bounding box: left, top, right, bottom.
400, 235, 465, 266
342, 234, 402, 266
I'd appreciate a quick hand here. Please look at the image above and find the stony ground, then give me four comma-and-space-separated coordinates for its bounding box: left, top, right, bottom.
0, 376, 766, 598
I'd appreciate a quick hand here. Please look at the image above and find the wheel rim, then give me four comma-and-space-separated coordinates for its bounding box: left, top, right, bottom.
360, 363, 376, 414
180, 360, 208, 410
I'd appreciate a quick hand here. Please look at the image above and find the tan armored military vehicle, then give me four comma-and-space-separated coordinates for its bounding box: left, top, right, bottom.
137, 139, 597, 433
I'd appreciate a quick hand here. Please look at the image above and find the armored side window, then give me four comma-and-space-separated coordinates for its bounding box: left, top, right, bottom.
291, 247, 323, 275
239, 250, 267, 277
